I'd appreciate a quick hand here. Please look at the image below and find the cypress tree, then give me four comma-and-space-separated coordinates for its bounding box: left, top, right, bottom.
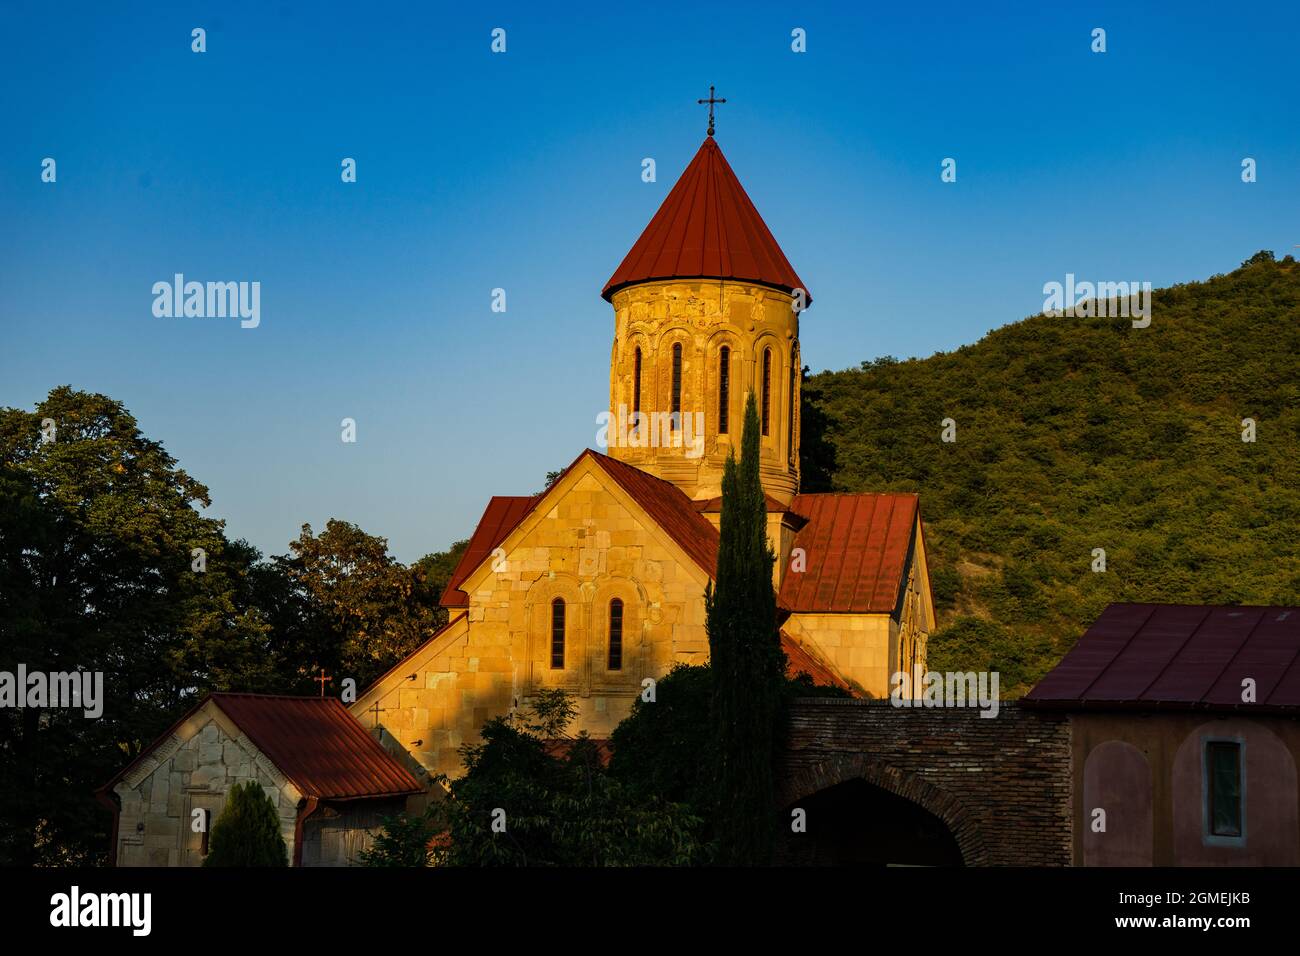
707, 392, 784, 865
203, 780, 289, 867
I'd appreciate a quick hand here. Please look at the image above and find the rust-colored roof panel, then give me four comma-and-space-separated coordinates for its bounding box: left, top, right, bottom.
781, 631, 857, 695
602, 137, 810, 303
210, 694, 423, 799
1025, 604, 1300, 713
440, 495, 537, 607
778, 493, 919, 614
693, 492, 791, 514
101, 693, 423, 801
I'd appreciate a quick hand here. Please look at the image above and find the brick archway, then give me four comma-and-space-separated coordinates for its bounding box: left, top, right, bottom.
778, 753, 990, 866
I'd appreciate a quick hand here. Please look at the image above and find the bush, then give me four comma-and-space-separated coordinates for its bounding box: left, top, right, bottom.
355, 810, 439, 867
202, 780, 288, 867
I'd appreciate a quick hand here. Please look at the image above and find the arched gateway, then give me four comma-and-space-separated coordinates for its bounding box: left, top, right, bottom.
778, 699, 1075, 867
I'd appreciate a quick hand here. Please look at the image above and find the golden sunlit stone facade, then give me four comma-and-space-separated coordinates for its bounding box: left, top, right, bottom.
353, 456, 713, 785
606, 279, 801, 505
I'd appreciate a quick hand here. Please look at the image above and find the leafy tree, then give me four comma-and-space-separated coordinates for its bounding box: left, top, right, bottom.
354, 810, 439, 867
609, 662, 848, 837
202, 781, 288, 867
412, 539, 469, 628
0, 387, 273, 866
706, 393, 785, 865
801, 254, 1300, 691
609, 663, 713, 813
268, 520, 444, 693
424, 690, 704, 866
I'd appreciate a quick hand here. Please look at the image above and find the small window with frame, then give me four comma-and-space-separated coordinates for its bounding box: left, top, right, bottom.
1205, 739, 1243, 840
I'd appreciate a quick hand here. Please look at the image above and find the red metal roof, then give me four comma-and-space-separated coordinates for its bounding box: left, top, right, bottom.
602, 137, 810, 303
440, 495, 537, 606
543, 738, 614, 766
1025, 603, 1300, 713
782, 631, 856, 694
102, 693, 423, 801
694, 492, 799, 516
211, 694, 423, 799
778, 493, 920, 614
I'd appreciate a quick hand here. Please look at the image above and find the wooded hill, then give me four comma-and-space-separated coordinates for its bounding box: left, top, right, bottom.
800, 251, 1300, 695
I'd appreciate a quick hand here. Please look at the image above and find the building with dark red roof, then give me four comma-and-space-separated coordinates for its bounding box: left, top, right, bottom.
1025, 604, 1300, 865
98, 694, 422, 867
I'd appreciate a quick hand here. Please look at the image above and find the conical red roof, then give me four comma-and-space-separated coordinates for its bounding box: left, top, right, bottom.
602, 137, 810, 304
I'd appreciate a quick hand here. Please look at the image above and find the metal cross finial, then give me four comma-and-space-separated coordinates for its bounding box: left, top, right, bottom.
313, 667, 333, 697
697, 85, 726, 137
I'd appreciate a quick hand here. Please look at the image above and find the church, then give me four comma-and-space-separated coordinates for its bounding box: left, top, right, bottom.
100, 128, 936, 865
350, 130, 935, 783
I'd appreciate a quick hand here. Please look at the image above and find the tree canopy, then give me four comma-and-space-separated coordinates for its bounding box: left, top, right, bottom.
801, 253, 1300, 693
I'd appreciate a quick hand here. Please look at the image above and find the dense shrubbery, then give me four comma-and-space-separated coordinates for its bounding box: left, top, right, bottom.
802, 253, 1300, 694
361, 690, 706, 867
202, 781, 288, 867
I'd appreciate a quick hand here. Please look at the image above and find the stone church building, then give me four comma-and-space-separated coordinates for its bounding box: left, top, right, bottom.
99, 133, 1300, 869
101, 132, 937, 864
352, 133, 935, 783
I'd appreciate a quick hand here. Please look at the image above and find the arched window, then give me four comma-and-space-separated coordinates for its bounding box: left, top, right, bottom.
787, 357, 796, 460
671, 343, 682, 427
718, 346, 730, 434
633, 347, 642, 431
550, 598, 565, 669
608, 599, 624, 670
761, 348, 772, 436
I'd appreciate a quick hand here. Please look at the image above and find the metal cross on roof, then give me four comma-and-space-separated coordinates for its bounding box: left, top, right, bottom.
697, 85, 726, 137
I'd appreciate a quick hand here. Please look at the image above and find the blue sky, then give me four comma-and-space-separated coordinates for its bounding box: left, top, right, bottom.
2, 1, 1297, 562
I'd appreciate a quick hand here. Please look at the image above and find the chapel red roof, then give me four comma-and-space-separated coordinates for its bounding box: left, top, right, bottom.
778, 493, 921, 614
440, 495, 537, 607
102, 694, 423, 801
602, 137, 810, 303
1024, 603, 1300, 713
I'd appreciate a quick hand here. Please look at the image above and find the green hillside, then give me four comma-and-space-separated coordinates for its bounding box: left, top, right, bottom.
800, 251, 1300, 695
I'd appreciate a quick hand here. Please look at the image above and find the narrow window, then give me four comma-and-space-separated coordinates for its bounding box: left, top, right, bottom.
718, 346, 730, 434
199, 809, 212, 856
761, 348, 772, 436
787, 358, 795, 459
633, 347, 642, 431
1206, 741, 1242, 837
550, 598, 565, 669
608, 599, 624, 671
671, 343, 682, 427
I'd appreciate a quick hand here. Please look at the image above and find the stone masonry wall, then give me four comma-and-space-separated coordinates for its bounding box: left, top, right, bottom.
780, 699, 1074, 866
113, 702, 300, 866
